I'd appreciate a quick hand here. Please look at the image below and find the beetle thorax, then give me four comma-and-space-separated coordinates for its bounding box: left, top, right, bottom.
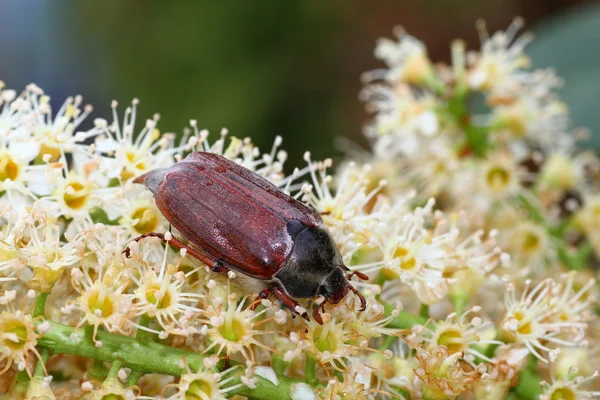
275, 223, 346, 299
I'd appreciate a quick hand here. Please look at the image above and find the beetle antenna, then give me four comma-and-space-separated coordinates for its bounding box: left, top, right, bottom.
348, 284, 367, 311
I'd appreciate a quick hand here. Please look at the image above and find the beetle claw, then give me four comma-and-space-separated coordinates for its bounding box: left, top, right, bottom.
312, 299, 327, 325
348, 284, 367, 311
312, 306, 323, 324
250, 289, 271, 310
122, 247, 132, 258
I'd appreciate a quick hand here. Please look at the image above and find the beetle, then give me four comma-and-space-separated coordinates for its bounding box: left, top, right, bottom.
125, 151, 367, 323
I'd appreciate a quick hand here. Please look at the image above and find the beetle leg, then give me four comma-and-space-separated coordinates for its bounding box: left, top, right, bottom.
270, 284, 309, 321
342, 265, 369, 281
348, 284, 367, 311
346, 271, 369, 281
249, 289, 271, 311
124, 232, 219, 269
123, 232, 167, 257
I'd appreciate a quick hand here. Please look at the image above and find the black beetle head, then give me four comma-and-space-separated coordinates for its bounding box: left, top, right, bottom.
317, 267, 350, 304
276, 221, 349, 302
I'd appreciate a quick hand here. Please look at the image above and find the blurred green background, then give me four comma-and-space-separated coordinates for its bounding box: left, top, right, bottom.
0, 0, 598, 168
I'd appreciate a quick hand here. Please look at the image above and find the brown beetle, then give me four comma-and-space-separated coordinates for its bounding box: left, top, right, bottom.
127, 152, 367, 323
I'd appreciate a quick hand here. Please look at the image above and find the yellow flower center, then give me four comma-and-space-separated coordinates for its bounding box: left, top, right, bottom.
185, 379, 214, 400
145, 284, 172, 310
313, 326, 338, 353
131, 207, 159, 234
521, 231, 540, 253
218, 316, 246, 342
88, 290, 115, 318
514, 311, 533, 335
101, 395, 125, 400
394, 246, 417, 270
63, 181, 90, 210
550, 388, 575, 400
2, 320, 28, 350
400, 257, 417, 270
0, 153, 19, 182
437, 329, 463, 353
503, 112, 527, 137
39, 143, 62, 162
486, 166, 510, 191
120, 151, 148, 181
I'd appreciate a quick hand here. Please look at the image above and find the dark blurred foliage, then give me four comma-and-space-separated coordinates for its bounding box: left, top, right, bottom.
0, 0, 597, 169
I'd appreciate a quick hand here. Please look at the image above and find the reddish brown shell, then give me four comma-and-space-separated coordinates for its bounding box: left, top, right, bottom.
139, 152, 323, 279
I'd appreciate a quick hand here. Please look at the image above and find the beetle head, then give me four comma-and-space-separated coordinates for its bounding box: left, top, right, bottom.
278, 222, 366, 312
318, 267, 349, 303
276, 222, 344, 298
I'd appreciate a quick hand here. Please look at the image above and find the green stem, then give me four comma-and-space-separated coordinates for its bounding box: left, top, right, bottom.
33, 292, 49, 318
12, 370, 30, 397
136, 314, 158, 342
305, 356, 317, 386
505, 392, 519, 400
36, 321, 303, 399
38, 321, 202, 375
106, 360, 123, 381
419, 304, 430, 319
33, 349, 50, 377
378, 334, 397, 351
230, 374, 304, 399
126, 314, 155, 385
271, 353, 288, 376
89, 359, 109, 381
514, 367, 542, 400
19, 293, 50, 395
127, 370, 142, 387
517, 194, 546, 227
450, 293, 468, 316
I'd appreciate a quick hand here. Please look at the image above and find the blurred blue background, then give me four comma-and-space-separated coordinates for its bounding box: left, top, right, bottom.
0, 0, 598, 168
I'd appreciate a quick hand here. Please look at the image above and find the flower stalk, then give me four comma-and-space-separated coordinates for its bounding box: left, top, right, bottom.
36, 320, 303, 398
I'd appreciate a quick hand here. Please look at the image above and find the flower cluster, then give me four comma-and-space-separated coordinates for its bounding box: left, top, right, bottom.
0, 18, 599, 400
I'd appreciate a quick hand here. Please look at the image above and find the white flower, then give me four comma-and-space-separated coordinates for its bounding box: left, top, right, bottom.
501, 279, 587, 363
366, 26, 434, 85
467, 18, 533, 96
